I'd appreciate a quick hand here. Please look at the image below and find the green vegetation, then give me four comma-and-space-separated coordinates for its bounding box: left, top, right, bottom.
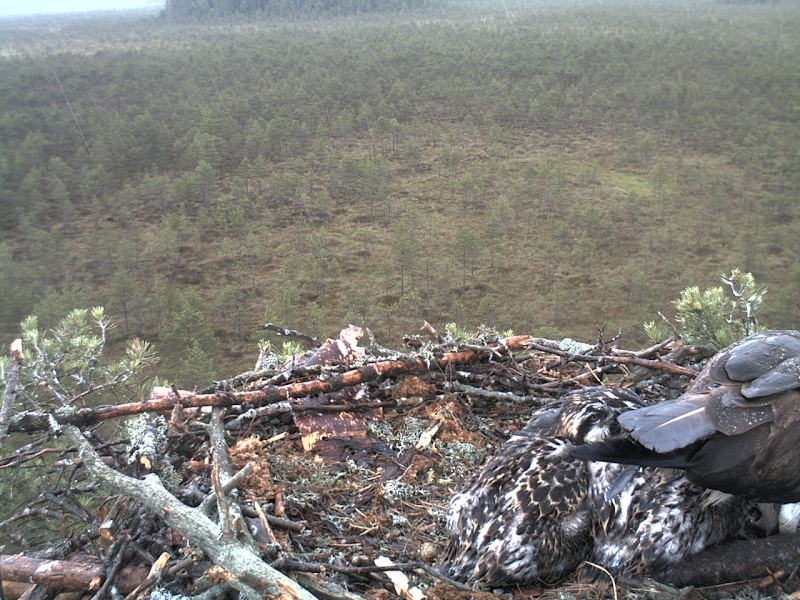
645, 269, 767, 348
672, 269, 767, 348
164, 0, 440, 19
0, 308, 157, 541
12, 307, 157, 407
1, 0, 799, 382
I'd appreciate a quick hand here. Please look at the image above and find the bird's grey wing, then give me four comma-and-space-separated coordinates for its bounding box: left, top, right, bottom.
688, 331, 800, 395
723, 331, 800, 385
617, 399, 716, 453
625, 331, 800, 450
704, 389, 774, 436
742, 355, 800, 399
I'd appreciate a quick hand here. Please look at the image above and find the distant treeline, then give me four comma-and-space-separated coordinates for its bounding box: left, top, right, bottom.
163, 0, 440, 18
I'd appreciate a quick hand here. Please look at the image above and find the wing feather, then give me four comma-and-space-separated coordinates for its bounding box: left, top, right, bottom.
742, 355, 800, 398
617, 401, 714, 452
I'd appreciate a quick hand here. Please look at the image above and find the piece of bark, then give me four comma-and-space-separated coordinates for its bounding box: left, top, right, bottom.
654, 532, 800, 587
1, 581, 33, 600
374, 556, 425, 600
303, 324, 364, 368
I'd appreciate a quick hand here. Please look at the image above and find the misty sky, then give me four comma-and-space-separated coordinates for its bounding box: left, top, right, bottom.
0, 0, 164, 16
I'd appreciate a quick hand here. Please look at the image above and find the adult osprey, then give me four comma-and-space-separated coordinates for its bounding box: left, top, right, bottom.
576, 330, 800, 512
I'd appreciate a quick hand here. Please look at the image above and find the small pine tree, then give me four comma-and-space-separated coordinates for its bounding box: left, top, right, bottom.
662, 269, 767, 348
174, 339, 218, 389
10, 307, 157, 410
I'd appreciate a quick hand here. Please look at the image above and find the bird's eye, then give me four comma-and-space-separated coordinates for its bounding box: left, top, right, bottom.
586, 413, 600, 423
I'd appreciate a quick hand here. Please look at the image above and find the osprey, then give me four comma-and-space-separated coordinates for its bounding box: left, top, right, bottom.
439, 387, 642, 586
575, 330, 800, 508
589, 461, 747, 576
439, 387, 751, 587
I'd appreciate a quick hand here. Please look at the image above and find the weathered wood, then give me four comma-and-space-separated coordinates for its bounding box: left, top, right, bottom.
526, 342, 699, 378
62, 424, 321, 600
7, 334, 699, 436
0, 339, 22, 446
8, 336, 536, 434
0, 554, 148, 595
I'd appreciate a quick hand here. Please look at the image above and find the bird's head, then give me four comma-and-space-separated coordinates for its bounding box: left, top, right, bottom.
552, 388, 643, 444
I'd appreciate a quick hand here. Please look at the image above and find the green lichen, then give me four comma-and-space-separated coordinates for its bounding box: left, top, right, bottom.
390, 512, 410, 526
558, 337, 594, 355
382, 479, 415, 502
124, 414, 168, 464
440, 441, 485, 466
426, 506, 447, 524
366, 417, 429, 456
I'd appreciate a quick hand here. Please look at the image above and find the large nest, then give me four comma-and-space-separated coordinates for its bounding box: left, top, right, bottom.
1, 325, 798, 600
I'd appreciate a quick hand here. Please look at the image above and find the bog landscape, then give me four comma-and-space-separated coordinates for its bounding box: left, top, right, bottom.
1, 0, 799, 384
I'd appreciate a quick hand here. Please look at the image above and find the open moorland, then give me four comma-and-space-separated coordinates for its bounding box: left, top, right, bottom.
1, 0, 799, 384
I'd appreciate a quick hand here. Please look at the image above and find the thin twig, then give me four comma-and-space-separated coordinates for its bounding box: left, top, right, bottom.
449, 382, 548, 405
527, 342, 697, 377
584, 561, 618, 600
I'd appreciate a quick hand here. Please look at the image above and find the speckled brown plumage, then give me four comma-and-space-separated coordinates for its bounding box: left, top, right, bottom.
589, 462, 748, 576
441, 386, 753, 587
439, 387, 642, 586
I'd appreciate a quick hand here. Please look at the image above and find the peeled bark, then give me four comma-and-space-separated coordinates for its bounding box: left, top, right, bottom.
9, 336, 537, 434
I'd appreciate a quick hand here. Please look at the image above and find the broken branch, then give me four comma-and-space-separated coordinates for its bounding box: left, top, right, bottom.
0, 339, 22, 447
9, 336, 535, 434
526, 342, 698, 377
62, 424, 318, 600
0, 554, 148, 595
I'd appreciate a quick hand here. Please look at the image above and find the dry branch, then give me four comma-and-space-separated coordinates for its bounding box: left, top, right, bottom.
257, 322, 319, 347
62, 424, 319, 600
0, 339, 22, 446
0, 554, 148, 595
449, 382, 549, 405
526, 341, 698, 378
8, 335, 536, 434
7, 334, 700, 436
